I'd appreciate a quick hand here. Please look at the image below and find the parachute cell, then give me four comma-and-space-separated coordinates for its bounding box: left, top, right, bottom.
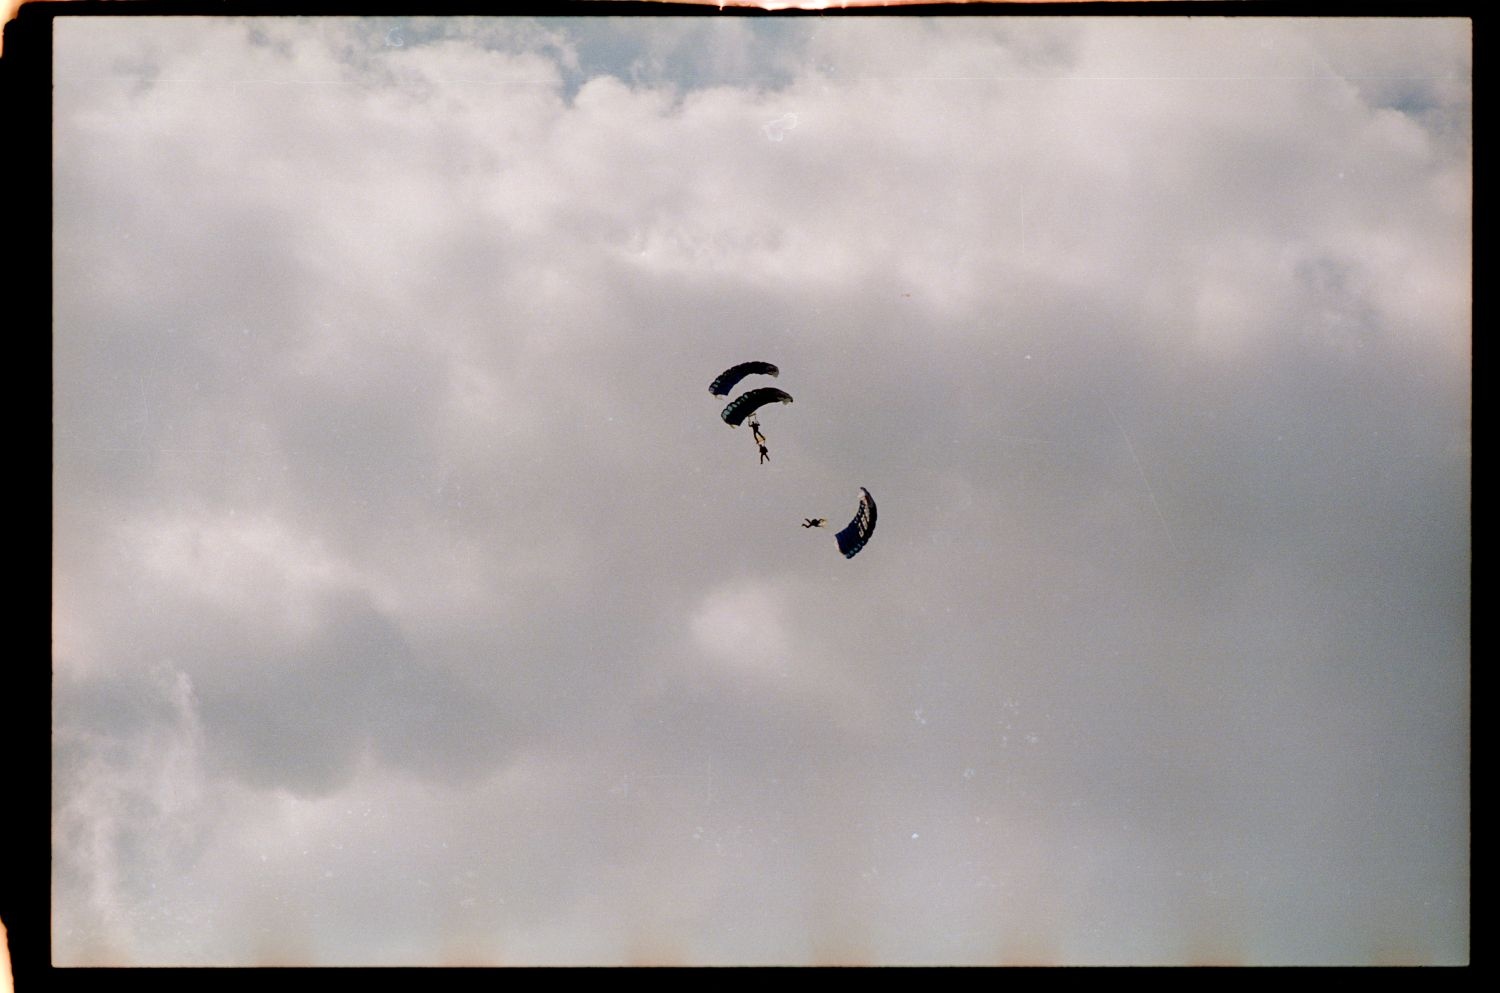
835, 488, 877, 559
710, 361, 780, 397
721, 387, 794, 427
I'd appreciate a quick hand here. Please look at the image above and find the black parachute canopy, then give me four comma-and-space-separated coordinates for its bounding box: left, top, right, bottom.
710, 361, 779, 397
835, 487, 877, 559
721, 387, 793, 427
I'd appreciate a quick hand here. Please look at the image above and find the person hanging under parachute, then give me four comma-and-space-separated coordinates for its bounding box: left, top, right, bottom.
747, 416, 772, 464
721, 386, 792, 466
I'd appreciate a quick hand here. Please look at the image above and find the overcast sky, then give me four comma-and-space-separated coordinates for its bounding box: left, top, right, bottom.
51, 14, 1469, 966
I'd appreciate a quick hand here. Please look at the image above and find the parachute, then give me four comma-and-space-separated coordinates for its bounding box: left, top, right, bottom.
702, 360, 879, 558
710, 361, 779, 397
834, 487, 877, 559
721, 387, 793, 427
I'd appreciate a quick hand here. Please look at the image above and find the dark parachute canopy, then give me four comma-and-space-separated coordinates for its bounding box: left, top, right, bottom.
710, 361, 779, 397
835, 487, 878, 559
721, 387, 794, 427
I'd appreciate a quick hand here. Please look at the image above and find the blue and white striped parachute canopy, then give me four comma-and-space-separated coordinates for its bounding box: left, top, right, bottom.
709, 361, 779, 397
835, 487, 877, 559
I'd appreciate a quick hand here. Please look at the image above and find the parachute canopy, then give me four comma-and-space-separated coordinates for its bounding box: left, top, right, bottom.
721, 387, 793, 427
710, 361, 779, 397
835, 487, 877, 559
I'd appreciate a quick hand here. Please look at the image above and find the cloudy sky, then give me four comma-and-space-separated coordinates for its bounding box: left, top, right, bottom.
51, 14, 1469, 966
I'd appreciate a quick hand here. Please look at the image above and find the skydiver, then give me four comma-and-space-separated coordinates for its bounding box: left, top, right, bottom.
802, 518, 827, 528
759, 442, 771, 464
749, 417, 766, 445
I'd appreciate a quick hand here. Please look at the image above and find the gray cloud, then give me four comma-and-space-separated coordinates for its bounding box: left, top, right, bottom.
53, 15, 1468, 966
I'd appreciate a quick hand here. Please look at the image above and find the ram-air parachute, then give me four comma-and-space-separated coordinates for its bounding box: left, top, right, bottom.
834, 488, 878, 559
721, 387, 794, 427
709, 361, 779, 397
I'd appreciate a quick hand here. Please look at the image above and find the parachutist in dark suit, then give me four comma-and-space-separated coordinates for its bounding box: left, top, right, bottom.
759, 443, 771, 464
802, 518, 827, 528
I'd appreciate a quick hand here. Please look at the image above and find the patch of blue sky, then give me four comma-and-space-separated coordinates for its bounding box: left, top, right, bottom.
539, 16, 813, 99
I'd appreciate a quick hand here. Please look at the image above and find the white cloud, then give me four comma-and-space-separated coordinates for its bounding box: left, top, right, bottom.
691, 579, 791, 672
52, 15, 1469, 965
